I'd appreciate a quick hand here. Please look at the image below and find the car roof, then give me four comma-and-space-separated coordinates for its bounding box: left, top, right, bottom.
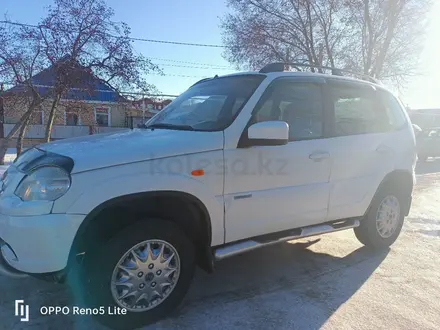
218, 71, 388, 90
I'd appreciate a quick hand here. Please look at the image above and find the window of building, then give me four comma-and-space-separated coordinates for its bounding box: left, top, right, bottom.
252, 81, 324, 140
95, 107, 110, 127
65, 112, 80, 126
31, 110, 44, 125
331, 85, 392, 136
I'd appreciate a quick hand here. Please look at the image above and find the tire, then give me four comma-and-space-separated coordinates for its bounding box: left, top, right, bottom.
80, 219, 195, 330
354, 185, 405, 249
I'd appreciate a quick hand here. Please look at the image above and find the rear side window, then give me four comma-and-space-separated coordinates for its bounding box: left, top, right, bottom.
330, 85, 395, 136
380, 91, 407, 129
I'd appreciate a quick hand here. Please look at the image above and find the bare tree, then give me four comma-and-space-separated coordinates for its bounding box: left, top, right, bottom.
0, 21, 50, 161
345, 0, 431, 86
0, 0, 160, 163
221, 0, 351, 71
221, 0, 432, 84
29, 0, 160, 142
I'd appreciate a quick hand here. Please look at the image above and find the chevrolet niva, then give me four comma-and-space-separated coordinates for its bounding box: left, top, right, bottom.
0, 63, 416, 329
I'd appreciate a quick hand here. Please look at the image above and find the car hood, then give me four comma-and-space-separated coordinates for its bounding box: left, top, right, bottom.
37, 128, 224, 173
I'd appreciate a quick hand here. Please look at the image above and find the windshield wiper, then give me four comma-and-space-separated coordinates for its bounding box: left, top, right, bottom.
145, 123, 195, 131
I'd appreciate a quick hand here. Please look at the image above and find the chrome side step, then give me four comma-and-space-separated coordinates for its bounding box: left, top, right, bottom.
214, 219, 360, 261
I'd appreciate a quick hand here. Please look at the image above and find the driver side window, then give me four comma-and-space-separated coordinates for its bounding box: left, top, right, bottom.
252, 80, 324, 141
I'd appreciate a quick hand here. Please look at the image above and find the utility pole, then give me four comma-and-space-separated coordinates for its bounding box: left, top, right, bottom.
0, 83, 5, 165
0, 84, 4, 137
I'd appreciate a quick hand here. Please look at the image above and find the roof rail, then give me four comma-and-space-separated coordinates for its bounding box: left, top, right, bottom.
259, 62, 382, 85
189, 77, 214, 88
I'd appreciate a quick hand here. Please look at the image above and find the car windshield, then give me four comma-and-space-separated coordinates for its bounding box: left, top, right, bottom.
145, 75, 265, 131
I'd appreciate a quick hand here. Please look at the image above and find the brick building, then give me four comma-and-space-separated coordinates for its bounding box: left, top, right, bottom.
408, 109, 440, 129
1, 58, 131, 145
128, 98, 173, 127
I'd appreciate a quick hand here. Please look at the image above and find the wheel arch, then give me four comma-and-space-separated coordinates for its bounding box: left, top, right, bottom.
370, 169, 414, 216
68, 191, 214, 273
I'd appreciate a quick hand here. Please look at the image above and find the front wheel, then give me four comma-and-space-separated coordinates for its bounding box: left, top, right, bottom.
80, 219, 195, 329
354, 187, 405, 249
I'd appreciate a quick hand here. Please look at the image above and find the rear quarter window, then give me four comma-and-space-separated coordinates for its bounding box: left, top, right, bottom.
330, 85, 390, 136
380, 90, 407, 129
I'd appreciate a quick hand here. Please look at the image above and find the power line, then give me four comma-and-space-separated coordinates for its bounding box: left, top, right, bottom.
150, 57, 231, 68
0, 20, 225, 48
127, 36, 224, 48
0, 20, 36, 28
1, 71, 211, 84
148, 73, 210, 78
130, 93, 178, 98
0, 83, 179, 97
157, 63, 234, 71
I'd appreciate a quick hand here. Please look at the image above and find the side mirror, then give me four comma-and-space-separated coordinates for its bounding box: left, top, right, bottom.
247, 121, 289, 146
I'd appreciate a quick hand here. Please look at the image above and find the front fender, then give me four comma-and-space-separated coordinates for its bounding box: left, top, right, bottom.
52, 158, 225, 246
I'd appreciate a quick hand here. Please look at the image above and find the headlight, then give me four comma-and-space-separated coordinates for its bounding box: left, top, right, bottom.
15, 166, 71, 201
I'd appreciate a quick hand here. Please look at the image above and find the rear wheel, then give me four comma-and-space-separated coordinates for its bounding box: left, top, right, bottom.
354, 186, 405, 249
80, 219, 195, 329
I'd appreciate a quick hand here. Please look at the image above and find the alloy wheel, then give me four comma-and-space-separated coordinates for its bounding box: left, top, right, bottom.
110, 239, 181, 312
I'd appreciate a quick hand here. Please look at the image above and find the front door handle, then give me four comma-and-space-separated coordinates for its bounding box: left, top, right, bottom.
309, 151, 330, 162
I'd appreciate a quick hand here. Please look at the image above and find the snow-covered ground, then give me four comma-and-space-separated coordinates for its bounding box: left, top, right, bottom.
0, 148, 17, 176
0, 149, 439, 329
1, 167, 440, 330
4, 148, 17, 164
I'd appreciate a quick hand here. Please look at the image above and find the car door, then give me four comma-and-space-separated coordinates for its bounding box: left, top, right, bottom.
324, 80, 399, 221
223, 77, 332, 243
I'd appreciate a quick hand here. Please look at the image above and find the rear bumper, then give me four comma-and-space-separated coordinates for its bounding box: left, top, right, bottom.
0, 212, 84, 274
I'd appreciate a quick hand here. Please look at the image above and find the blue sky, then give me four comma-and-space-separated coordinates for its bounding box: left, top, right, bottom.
3, 0, 440, 109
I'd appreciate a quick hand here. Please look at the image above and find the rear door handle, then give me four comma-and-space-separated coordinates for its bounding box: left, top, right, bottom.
376, 145, 392, 154
309, 151, 330, 162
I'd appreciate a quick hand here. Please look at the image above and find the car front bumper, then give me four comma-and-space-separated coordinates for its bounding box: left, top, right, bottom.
0, 212, 84, 275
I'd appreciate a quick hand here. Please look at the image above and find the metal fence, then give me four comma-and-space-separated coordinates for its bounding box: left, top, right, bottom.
3, 124, 129, 139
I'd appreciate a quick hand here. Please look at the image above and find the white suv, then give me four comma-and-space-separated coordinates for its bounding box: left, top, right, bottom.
0, 64, 416, 329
